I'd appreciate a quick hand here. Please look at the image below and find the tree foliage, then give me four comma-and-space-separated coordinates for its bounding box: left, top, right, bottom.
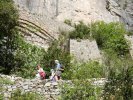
91, 21, 129, 55
0, 0, 19, 74
69, 21, 90, 39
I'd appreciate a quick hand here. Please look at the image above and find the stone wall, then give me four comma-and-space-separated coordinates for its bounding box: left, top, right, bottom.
70, 39, 102, 62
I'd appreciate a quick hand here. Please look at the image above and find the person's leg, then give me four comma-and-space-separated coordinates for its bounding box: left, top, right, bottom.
55, 75, 58, 81
36, 73, 41, 79
58, 76, 60, 80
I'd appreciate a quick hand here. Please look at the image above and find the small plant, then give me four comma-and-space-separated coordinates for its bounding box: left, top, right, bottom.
69, 21, 90, 39
10, 89, 45, 100
0, 94, 3, 100
0, 77, 14, 85
0, 87, 4, 100
64, 19, 72, 26
126, 31, 133, 36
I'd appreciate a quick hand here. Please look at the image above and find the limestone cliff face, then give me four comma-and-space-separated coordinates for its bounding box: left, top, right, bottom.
57, 0, 119, 23
14, 0, 57, 17
106, 0, 133, 31
13, 0, 132, 31
14, 0, 119, 22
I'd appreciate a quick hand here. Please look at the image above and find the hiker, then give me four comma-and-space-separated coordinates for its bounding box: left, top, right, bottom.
50, 69, 56, 82
54, 60, 64, 81
36, 65, 46, 80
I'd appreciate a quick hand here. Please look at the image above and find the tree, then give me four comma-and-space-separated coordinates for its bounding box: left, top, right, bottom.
0, 0, 19, 74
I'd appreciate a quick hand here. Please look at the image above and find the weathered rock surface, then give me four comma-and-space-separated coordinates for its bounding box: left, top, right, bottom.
70, 39, 102, 62
106, 0, 133, 31
13, 0, 119, 23
13, 0, 132, 31
13, 0, 74, 49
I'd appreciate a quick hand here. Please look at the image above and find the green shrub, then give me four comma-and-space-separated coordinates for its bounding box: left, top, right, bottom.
0, 94, 3, 100
64, 19, 72, 26
0, 77, 14, 85
104, 34, 129, 55
60, 80, 102, 100
12, 35, 45, 78
126, 31, 133, 36
103, 63, 133, 100
102, 50, 133, 100
69, 21, 90, 39
63, 61, 104, 79
0, 87, 4, 100
91, 21, 129, 55
10, 89, 45, 100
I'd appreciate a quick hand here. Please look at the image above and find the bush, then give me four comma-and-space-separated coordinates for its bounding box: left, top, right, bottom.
63, 61, 104, 79
64, 19, 72, 26
61, 80, 102, 100
0, 87, 4, 100
102, 50, 133, 100
91, 21, 129, 55
69, 21, 90, 39
103, 63, 133, 100
104, 34, 129, 55
10, 89, 45, 100
12, 36, 45, 78
0, 77, 14, 85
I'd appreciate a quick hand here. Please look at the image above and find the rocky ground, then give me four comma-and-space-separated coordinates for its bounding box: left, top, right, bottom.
0, 74, 106, 100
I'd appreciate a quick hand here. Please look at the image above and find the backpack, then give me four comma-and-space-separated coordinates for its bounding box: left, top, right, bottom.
60, 64, 64, 72
39, 71, 46, 79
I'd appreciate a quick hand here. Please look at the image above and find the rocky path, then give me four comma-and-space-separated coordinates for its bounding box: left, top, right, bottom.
0, 74, 106, 100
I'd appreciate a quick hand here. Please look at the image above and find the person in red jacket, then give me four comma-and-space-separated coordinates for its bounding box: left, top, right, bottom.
36, 65, 46, 80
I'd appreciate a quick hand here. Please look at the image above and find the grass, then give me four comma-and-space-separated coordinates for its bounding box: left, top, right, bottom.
0, 87, 4, 100
0, 77, 14, 85
10, 89, 45, 100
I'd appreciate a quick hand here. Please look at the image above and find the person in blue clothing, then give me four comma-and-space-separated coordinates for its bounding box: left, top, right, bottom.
54, 60, 62, 81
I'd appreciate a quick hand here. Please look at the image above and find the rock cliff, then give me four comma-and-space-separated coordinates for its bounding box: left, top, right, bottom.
14, 0, 133, 31
106, 0, 133, 31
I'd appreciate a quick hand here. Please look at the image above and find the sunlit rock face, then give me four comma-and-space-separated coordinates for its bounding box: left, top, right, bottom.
13, 0, 119, 22
57, 0, 120, 23
13, 0, 57, 17
13, 0, 132, 31
106, 0, 133, 31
